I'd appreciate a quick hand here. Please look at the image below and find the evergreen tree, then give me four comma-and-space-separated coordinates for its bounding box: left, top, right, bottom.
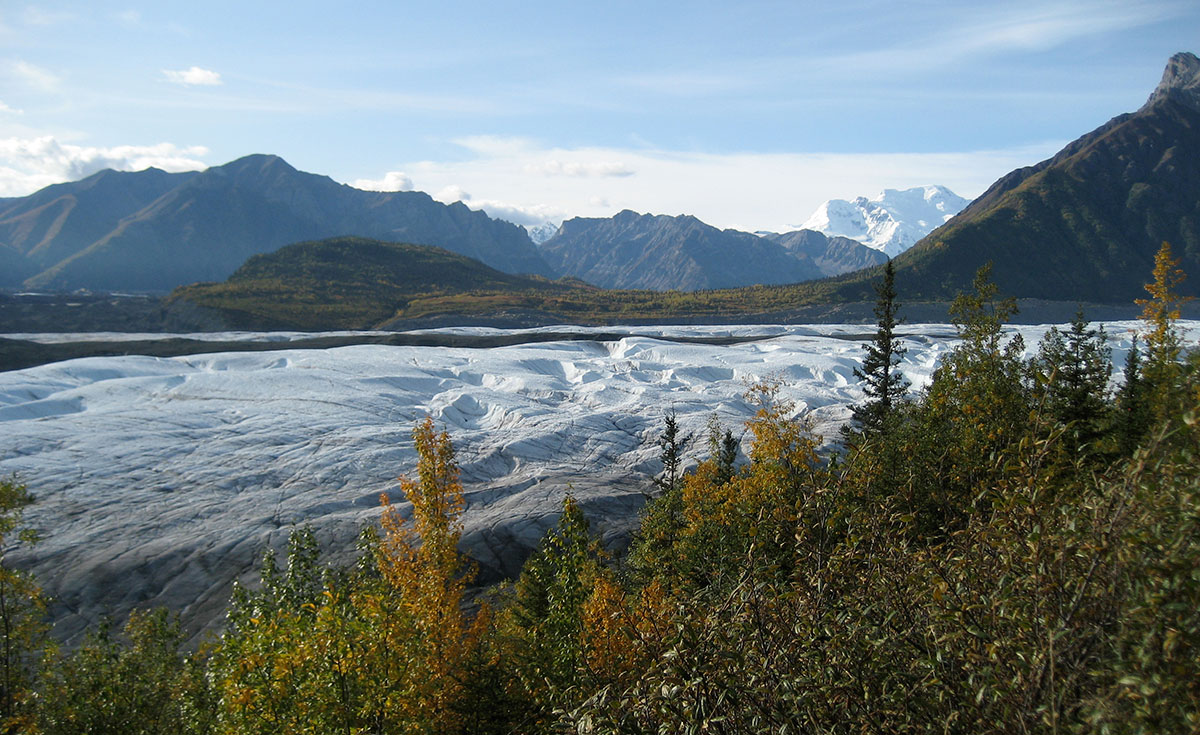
1115, 336, 1152, 455
652, 410, 688, 494
628, 412, 694, 587
705, 413, 739, 486
851, 259, 909, 435
903, 264, 1030, 532
502, 495, 605, 727
1033, 308, 1112, 454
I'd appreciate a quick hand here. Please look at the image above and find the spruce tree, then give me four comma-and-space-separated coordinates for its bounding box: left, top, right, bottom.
705, 413, 739, 486
1033, 308, 1112, 454
653, 410, 688, 494
851, 259, 909, 435
1115, 336, 1151, 455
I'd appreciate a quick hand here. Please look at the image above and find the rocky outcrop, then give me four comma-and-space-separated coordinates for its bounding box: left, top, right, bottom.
1143, 51, 1200, 113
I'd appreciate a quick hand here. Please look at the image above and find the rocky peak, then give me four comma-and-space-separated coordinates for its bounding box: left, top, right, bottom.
1144, 51, 1200, 113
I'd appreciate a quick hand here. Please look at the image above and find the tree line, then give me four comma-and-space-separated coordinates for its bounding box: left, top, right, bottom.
0, 242, 1197, 733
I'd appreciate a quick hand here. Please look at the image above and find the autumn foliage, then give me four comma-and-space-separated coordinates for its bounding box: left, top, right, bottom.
2, 249, 1198, 733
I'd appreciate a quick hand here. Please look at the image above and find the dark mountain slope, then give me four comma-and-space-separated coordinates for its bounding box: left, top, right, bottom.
0, 168, 193, 285
825, 52, 1200, 304
538, 210, 822, 290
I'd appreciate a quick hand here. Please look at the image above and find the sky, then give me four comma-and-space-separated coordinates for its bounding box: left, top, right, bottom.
1, 1, 1197, 233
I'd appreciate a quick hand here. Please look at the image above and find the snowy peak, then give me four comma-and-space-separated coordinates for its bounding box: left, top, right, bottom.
800, 185, 970, 257
524, 221, 562, 245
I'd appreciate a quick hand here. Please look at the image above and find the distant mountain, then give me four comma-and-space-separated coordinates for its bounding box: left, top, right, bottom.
0, 154, 553, 292
763, 230, 889, 277
843, 51, 1200, 304
800, 186, 970, 257
0, 168, 196, 285
537, 210, 824, 291
169, 236, 570, 330
524, 221, 561, 245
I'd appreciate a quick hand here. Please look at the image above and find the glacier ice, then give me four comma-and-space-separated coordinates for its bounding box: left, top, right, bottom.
0, 321, 1192, 644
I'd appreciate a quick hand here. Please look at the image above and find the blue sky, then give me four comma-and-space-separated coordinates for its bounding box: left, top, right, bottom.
1, 1, 1197, 232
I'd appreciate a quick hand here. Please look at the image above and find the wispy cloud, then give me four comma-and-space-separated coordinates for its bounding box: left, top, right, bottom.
162, 66, 222, 86
524, 159, 635, 178
114, 9, 141, 26
5, 59, 60, 91
22, 7, 77, 26
835, 0, 1185, 73
0, 136, 209, 196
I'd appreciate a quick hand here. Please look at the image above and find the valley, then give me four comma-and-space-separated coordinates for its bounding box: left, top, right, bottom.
3, 320, 1195, 646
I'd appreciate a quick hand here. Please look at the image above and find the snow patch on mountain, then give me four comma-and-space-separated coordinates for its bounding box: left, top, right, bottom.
524, 221, 562, 245
800, 186, 970, 257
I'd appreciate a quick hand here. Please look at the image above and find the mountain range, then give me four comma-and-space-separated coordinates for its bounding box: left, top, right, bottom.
534, 210, 886, 291
0, 154, 924, 295
5, 52, 1200, 313
0, 155, 554, 292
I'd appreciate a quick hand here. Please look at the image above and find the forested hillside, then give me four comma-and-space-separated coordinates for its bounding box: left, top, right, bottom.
2, 245, 1197, 733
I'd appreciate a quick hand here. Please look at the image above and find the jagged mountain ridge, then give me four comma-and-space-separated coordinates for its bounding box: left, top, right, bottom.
538, 210, 820, 291
0, 154, 554, 292
537, 210, 888, 291
763, 230, 889, 276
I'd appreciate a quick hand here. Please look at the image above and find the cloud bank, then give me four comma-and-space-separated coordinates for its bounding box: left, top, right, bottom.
0, 136, 209, 196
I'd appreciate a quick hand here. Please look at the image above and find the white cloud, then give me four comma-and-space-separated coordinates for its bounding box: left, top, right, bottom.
352, 171, 413, 192
6, 60, 60, 91
524, 159, 634, 178
162, 66, 222, 86
0, 100, 21, 115
0, 136, 209, 196
434, 185, 470, 204
465, 199, 568, 228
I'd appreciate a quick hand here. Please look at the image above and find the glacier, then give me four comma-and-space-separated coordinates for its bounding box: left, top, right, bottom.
0, 321, 1193, 644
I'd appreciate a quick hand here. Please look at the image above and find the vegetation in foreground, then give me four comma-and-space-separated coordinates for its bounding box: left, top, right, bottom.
1, 243, 1198, 733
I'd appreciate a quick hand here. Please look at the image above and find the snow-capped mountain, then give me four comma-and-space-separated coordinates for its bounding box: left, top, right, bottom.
800, 185, 970, 258
524, 221, 562, 245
